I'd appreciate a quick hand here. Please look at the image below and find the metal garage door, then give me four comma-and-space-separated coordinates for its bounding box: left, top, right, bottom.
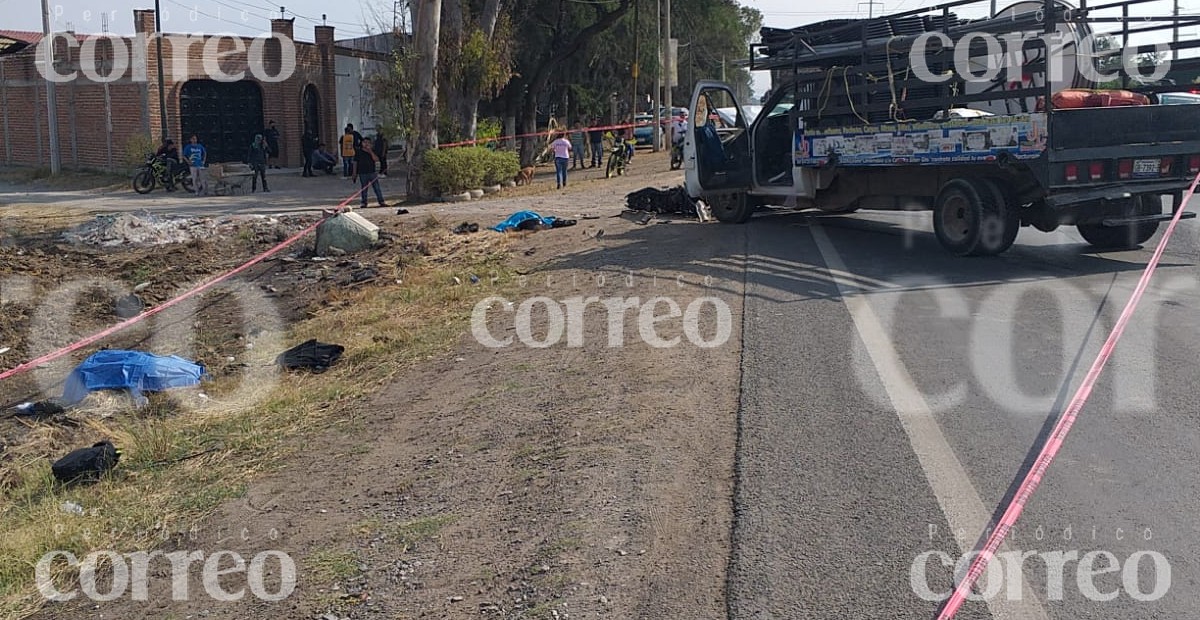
179, 80, 264, 163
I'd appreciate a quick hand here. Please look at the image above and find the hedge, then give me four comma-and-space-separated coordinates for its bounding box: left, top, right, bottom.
421, 146, 520, 195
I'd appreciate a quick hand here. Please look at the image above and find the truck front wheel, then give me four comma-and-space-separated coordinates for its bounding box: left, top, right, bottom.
710, 192, 753, 224
932, 178, 1018, 256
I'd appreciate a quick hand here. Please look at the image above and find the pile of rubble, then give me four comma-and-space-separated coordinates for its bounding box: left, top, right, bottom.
61, 213, 314, 247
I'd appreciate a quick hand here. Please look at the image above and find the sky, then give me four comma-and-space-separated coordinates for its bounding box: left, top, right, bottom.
6, 0, 1189, 95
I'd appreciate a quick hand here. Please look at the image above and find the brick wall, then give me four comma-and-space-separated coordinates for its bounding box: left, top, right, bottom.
0, 10, 339, 170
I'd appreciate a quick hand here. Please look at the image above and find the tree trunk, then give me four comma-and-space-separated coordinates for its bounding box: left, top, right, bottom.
442, 0, 466, 141
458, 0, 501, 141
408, 0, 442, 200
480, 0, 501, 38
454, 0, 502, 144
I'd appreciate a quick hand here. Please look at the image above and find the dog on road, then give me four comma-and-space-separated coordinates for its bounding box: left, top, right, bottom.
515, 166, 535, 186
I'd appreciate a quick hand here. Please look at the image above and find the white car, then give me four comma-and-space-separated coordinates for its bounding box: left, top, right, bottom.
714, 105, 764, 127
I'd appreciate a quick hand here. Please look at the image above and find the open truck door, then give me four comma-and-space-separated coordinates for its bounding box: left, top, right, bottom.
684, 81, 756, 222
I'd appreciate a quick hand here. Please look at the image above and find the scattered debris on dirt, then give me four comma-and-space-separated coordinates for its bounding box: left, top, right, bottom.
60, 213, 310, 247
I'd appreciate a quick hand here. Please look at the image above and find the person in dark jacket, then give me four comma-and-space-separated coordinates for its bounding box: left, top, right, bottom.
245, 134, 270, 192
301, 130, 317, 177
373, 131, 389, 177
263, 120, 281, 169
351, 139, 387, 208
588, 119, 605, 168
155, 138, 184, 190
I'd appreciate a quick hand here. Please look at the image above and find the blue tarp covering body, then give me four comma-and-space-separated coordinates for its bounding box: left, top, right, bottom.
62, 350, 207, 406
492, 211, 559, 232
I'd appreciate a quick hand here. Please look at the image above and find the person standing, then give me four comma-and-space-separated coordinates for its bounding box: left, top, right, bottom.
588, 119, 605, 168
263, 120, 281, 169
339, 123, 361, 178
569, 122, 586, 170
301, 130, 317, 177
551, 132, 572, 189
351, 139, 388, 209
182, 134, 207, 196
373, 130, 390, 178
245, 134, 270, 193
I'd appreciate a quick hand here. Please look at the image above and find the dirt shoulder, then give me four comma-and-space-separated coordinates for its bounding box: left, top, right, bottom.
10, 152, 746, 620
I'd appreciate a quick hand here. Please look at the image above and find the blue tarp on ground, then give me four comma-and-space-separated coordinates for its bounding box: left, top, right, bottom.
492, 211, 559, 232
61, 350, 207, 406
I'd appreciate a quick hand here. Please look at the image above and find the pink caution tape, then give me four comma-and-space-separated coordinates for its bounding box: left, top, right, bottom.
0, 184, 370, 383
936, 171, 1200, 620
437, 116, 687, 149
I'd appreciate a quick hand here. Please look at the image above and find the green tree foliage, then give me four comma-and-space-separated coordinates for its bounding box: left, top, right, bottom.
485, 0, 761, 145
372, 0, 761, 166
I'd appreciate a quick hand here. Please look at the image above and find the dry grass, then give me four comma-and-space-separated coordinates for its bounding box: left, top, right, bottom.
0, 230, 517, 620
0, 167, 127, 193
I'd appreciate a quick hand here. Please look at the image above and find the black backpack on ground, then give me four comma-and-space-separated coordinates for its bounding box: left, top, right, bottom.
52, 440, 120, 484
276, 339, 345, 373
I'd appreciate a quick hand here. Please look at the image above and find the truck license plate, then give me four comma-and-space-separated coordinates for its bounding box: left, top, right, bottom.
1134, 158, 1160, 177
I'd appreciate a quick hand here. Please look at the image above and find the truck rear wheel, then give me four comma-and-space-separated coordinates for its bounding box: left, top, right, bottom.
1076, 196, 1161, 249
932, 178, 1018, 256
710, 192, 753, 224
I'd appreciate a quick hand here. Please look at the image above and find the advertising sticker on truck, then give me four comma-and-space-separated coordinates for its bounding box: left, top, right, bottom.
795, 113, 1048, 166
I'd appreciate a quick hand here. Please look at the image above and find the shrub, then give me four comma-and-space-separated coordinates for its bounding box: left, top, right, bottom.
482, 149, 519, 186
124, 133, 158, 170
421, 146, 520, 195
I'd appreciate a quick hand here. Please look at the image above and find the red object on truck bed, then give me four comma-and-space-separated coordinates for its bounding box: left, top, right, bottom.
1036, 89, 1150, 110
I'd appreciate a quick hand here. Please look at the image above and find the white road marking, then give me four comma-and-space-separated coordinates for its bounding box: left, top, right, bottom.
810, 223, 1051, 620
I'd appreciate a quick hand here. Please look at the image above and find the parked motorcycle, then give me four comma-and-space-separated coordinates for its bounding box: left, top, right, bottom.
132, 154, 193, 194
670, 141, 683, 170
605, 140, 630, 178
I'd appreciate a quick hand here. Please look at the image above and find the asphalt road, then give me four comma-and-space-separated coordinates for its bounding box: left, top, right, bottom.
727, 208, 1200, 620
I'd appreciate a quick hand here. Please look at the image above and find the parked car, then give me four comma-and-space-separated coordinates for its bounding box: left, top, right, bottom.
632, 114, 664, 146
714, 105, 765, 127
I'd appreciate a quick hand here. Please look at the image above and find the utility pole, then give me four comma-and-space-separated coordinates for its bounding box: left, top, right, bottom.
631, 0, 640, 124
663, 0, 672, 127
154, 0, 168, 141
652, 0, 661, 152
40, 0, 61, 174
1173, 0, 1180, 62
858, 0, 883, 18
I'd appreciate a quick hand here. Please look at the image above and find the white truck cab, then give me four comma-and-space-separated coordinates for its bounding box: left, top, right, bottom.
683, 80, 823, 222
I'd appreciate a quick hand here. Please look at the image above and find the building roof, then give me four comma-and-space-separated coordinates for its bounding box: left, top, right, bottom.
0, 30, 39, 54
0, 30, 100, 55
